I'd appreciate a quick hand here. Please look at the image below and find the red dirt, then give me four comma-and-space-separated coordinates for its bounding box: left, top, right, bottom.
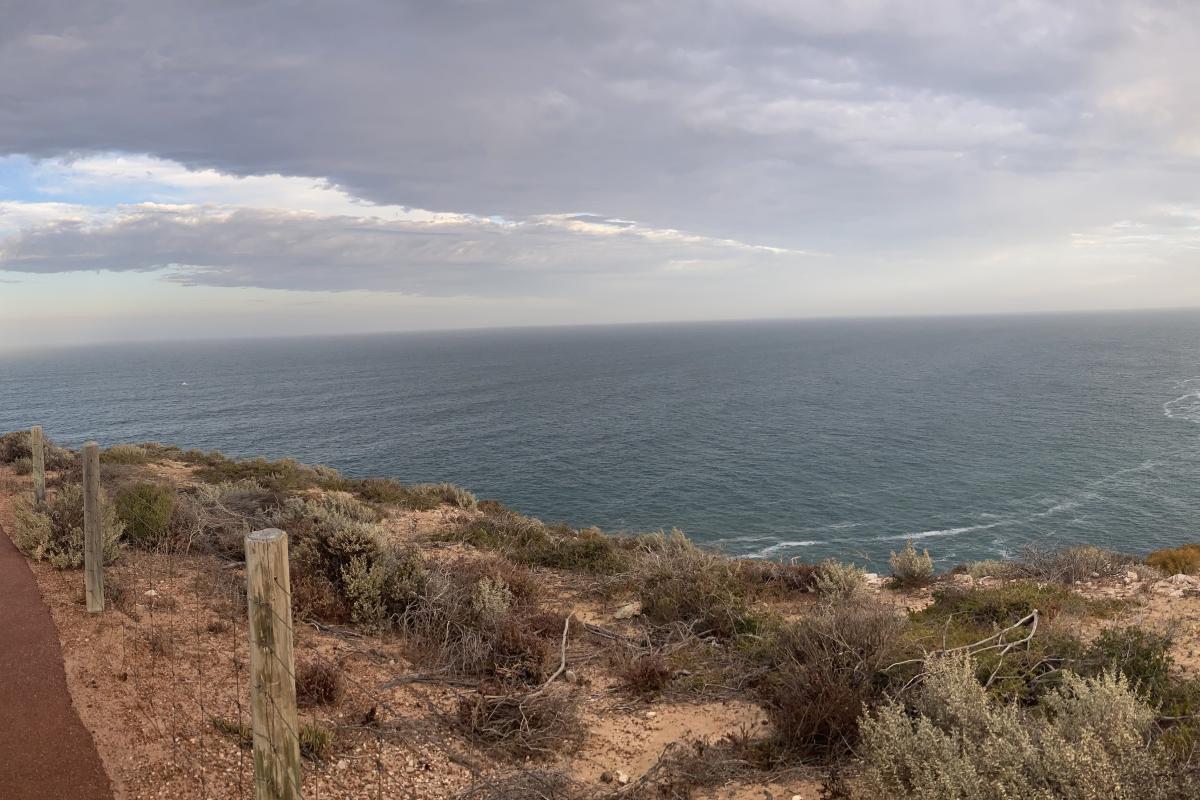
0, 523, 114, 800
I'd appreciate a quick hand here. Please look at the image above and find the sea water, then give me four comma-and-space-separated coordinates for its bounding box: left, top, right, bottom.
2, 310, 1198, 567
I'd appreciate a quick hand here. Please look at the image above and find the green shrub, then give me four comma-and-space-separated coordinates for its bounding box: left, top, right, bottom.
114, 483, 176, 548
12, 484, 123, 568
338, 477, 477, 510
101, 443, 150, 465
12, 456, 32, 475
814, 558, 868, 599
915, 582, 1085, 628
449, 511, 631, 573
889, 541, 935, 588
634, 530, 753, 638
1146, 544, 1200, 576
856, 653, 1188, 799
193, 455, 325, 492
1079, 627, 1174, 703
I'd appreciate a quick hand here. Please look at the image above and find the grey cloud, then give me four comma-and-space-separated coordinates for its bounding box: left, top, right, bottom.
0, 205, 803, 294
3, 0, 1196, 255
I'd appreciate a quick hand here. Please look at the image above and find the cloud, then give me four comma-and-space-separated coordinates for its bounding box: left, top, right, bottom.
0, 0, 1198, 333
0, 201, 808, 294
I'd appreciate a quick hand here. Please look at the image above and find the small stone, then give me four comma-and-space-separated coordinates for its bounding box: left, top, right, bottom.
144, 589, 159, 597
613, 601, 643, 620
600, 771, 614, 784
644, 711, 657, 719
565, 669, 579, 683
616, 771, 630, 785
1090, 572, 1100, 579
336, 759, 348, 770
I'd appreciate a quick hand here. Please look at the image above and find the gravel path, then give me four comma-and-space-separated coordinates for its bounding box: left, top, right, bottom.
0, 523, 113, 800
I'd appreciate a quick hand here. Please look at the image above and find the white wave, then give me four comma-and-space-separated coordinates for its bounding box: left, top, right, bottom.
882, 520, 1005, 541
1164, 390, 1200, 423
748, 540, 821, 557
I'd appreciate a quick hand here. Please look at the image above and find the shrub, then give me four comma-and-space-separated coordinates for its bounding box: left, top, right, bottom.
915, 582, 1084, 628
339, 546, 426, 629
298, 723, 334, 762
855, 653, 1186, 799
338, 477, 477, 510
1080, 627, 1173, 703
193, 455, 326, 493
0, 429, 73, 470
403, 562, 558, 685
757, 598, 908, 757
115, 483, 176, 548
296, 661, 344, 707
1146, 544, 1200, 576
12, 484, 123, 568
1016, 544, 1141, 584
188, 479, 283, 558
620, 653, 675, 696
889, 541, 935, 588
449, 510, 631, 574
12, 456, 32, 475
738, 558, 818, 594
634, 530, 753, 638
101, 443, 149, 465
456, 688, 582, 758
813, 559, 867, 599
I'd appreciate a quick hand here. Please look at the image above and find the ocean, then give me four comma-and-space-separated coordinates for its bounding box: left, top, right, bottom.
2, 310, 1198, 568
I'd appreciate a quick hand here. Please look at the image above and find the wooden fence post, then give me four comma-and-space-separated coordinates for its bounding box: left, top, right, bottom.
30, 425, 46, 505
245, 528, 302, 800
82, 441, 104, 613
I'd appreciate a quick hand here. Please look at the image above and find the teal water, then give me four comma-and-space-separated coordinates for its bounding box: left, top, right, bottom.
2, 310, 1198, 567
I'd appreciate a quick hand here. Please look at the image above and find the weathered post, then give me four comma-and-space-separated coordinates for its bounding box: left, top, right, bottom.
82, 441, 104, 613
30, 425, 46, 505
245, 528, 302, 800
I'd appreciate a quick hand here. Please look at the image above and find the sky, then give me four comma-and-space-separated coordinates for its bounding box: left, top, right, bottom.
1, 1, 1198, 348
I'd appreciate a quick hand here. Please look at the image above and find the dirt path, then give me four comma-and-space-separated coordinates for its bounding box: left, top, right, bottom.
0, 523, 114, 800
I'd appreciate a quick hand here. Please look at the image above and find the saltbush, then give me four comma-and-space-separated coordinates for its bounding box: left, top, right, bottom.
813, 558, 868, 599
12, 484, 124, 568
101, 443, 150, 465
856, 653, 1188, 799
889, 541, 935, 588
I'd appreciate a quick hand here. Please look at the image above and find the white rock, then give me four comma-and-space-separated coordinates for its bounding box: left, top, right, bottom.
613, 601, 644, 620
616, 771, 630, 785
952, 574, 974, 588
144, 589, 159, 597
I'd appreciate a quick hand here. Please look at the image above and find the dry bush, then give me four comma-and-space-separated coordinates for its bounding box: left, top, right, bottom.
187, 479, 282, 558
1147, 544, 1200, 576
889, 541, 935, 588
755, 597, 908, 757
634, 530, 753, 638
297, 660, 344, 707
12, 456, 32, 475
336, 476, 477, 510
12, 484, 124, 568
1015, 544, 1141, 584
961, 559, 1020, 579
624, 737, 760, 800
403, 560, 561, 686
737, 558, 818, 594
856, 653, 1193, 799
813, 559, 868, 599
456, 688, 582, 758
456, 770, 587, 800
0, 429, 73, 470
145, 626, 175, 657
619, 653, 675, 696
